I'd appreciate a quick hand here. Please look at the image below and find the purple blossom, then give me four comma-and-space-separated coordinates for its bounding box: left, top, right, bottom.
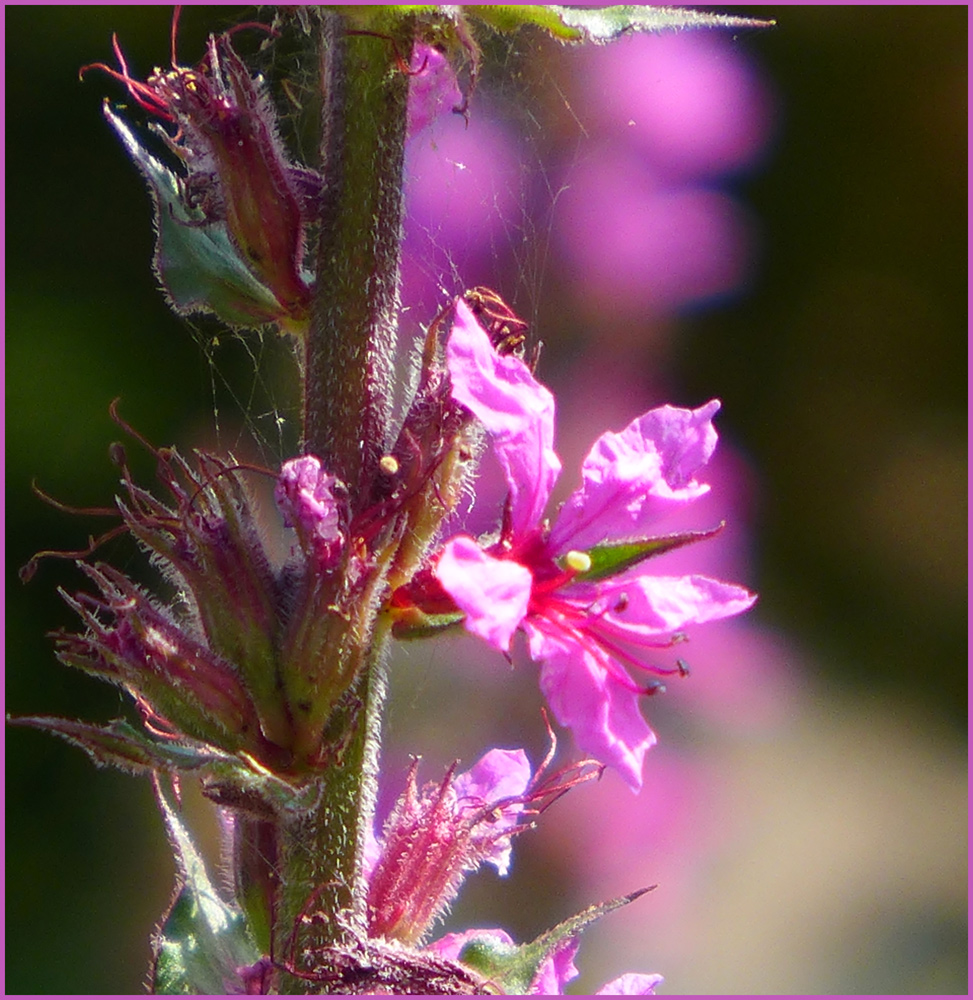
597, 972, 666, 995
576, 31, 773, 181
554, 30, 774, 315
428, 301, 756, 790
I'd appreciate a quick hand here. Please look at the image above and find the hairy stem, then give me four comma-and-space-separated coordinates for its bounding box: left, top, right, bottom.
273, 623, 390, 992
272, 11, 413, 989
303, 10, 412, 504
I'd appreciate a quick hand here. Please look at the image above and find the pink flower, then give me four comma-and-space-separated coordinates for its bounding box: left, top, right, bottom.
364, 743, 600, 946
426, 300, 756, 790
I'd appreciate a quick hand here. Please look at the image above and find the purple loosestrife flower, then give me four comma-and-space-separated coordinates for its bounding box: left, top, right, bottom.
554, 30, 774, 316
400, 300, 755, 790
407, 42, 463, 138
364, 745, 599, 946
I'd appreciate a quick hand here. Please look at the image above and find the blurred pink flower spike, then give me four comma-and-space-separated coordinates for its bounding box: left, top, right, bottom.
434, 300, 756, 791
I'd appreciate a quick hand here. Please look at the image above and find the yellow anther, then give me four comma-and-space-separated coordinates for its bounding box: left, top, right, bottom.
564, 550, 592, 573
379, 455, 399, 475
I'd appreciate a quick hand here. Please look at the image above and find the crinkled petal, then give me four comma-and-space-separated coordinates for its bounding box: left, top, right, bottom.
435, 536, 532, 653
453, 747, 531, 806
275, 455, 344, 564
571, 573, 757, 647
529, 937, 580, 995
447, 299, 561, 538
550, 400, 720, 553
597, 973, 665, 995
453, 748, 532, 875
524, 622, 656, 792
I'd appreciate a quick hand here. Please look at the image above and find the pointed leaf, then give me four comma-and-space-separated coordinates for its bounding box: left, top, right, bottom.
457, 887, 654, 994
571, 523, 725, 582
465, 5, 582, 38
150, 776, 263, 994
103, 104, 290, 330
9, 715, 320, 817
467, 5, 773, 42
8, 715, 233, 776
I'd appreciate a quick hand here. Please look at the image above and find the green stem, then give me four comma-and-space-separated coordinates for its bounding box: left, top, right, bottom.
303, 10, 412, 502
271, 11, 413, 989
273, 623, 391, 992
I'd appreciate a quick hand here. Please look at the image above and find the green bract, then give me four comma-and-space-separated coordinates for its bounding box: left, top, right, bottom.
151, 779, 264, 994
104, 105, 296, 331
332, 4, 772, 42
572, 523, 727, 582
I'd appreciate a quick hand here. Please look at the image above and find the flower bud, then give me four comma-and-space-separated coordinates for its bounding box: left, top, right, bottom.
85, 25, 315, 332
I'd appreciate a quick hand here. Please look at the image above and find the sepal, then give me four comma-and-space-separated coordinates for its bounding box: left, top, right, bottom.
104, 104, 298, 331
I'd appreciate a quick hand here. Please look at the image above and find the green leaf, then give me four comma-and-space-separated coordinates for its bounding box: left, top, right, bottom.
325, 5, 772, 42
467, 5, 773, 42
103, 104, 289, 330
7, 715, 232, 776
9, 715, 320, 816
572, 523, 725, 582
464, 5, 581, 38
150, 776, 264, 995
457, 887, 655, 993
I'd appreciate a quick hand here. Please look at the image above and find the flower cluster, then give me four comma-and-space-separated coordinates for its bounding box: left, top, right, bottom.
19, 8, 771, 994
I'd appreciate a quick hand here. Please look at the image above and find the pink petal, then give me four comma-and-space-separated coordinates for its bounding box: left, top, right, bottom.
529, 937, 580, 995
447, 299, 561, 539
550, 400, 720, 553
453, 747, 531, 805
571, 573, 758, 647
525, 623, 657, 792
597, 972, 665, 995
452, 748, 532, 875
435, 536, 532, 653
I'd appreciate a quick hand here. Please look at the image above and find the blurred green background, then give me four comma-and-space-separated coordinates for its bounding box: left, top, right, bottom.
7, 5, 966, 994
